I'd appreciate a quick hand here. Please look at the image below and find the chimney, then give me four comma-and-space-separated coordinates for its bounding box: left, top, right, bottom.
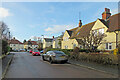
102, 8, 111, 20
79, 20, 82, 27
29, 39, 31, 41
13, 37, 15, 39
53, 36, 54, 39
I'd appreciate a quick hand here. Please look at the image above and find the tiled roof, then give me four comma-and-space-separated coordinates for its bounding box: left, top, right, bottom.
107, 13, 120, 32
9, 39, 23, 44
44, 38, 53, 42
24, 41, 38, 45
99, 13, 120, 32
70, 21, 96, 38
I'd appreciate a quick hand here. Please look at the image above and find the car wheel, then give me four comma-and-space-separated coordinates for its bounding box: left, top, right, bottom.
64, 60, 68, 63
49, 57, 53, 64
42, 56, 46, 61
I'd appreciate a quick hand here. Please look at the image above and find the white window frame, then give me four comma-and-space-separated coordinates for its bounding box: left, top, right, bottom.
99, 28, 104, 34
65, 46, 68, 49
106, 43, 112, 50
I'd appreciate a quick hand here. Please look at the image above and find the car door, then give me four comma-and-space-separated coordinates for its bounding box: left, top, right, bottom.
45, 52, 50, 60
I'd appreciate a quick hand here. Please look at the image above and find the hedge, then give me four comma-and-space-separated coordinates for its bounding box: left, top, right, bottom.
69, 52, 118, 65
44, 48, 72, 55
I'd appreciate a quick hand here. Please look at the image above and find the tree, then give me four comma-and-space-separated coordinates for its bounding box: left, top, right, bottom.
2, 40, 9, 55
23, 39, 26, 43
0, 22, 12, 40
79, 31, 106, 51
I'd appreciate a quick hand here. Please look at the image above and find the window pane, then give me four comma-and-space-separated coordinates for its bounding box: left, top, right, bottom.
106, 43, 108, 49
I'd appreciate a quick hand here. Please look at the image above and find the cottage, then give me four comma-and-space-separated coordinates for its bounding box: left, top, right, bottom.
43, 38, 53, 48
24, 40, 38, 50
62, 8, 120, 50
9, 37, 24, 51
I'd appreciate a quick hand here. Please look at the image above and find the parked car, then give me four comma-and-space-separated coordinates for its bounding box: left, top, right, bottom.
42, 51, 68, 64
29, 50, 33, 53
27, 49, 30, 52
32, 49, 40, 56
40, 50, 44, 53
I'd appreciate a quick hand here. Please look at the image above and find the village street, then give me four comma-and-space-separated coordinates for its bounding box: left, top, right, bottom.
4, 52, 117, 78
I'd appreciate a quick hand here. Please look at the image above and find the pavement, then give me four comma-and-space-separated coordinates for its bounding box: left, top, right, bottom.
4, 52, 118, 78
69, 59, 118, 75
1, 53, 14, 79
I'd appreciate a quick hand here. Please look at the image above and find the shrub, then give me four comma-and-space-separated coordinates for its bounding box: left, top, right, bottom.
2, 40, 9, 55
70, 52, 118, 65
44, 48, 71, 55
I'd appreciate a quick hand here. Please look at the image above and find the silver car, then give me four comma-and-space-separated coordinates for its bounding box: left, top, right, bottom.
42, 51, 68, 64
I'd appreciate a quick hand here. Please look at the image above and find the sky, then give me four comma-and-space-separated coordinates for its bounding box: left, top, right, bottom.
0, 2, 119, 42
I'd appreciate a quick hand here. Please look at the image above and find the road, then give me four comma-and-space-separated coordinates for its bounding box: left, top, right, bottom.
5, 52, 117, 78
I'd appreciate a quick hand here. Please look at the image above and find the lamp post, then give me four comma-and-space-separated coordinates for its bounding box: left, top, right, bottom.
41, 35, 44, 48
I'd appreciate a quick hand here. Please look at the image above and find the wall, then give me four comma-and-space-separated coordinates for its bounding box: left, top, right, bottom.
92, 19, 116, 50
10, 44, 24, 50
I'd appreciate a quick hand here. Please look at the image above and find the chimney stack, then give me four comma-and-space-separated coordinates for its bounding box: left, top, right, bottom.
79, 20, 82, 27
13, 37, 15, 39
102, 8, 111, 20
53, 36, 54, 39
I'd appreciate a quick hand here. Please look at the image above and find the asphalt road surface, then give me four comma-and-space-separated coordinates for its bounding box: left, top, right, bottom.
5, 52, 118, 78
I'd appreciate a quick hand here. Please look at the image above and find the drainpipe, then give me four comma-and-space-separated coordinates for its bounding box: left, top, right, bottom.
114, 31, 119, 48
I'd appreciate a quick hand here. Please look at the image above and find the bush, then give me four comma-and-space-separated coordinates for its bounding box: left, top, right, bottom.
70, 52, 118, 65
2, 40, 9, 55
44, 48, 71, 55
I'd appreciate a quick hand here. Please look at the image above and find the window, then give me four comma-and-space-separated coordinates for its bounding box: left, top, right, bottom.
65, 46, 68, 49
73, 44, 76, 48
93, 30, 97, 35
106, 43, 112, 50
80, 46, 82, 49
64, 37, 68, 41
99, 28, 104, 34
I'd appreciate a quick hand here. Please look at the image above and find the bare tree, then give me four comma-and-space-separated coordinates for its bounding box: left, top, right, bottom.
0, 22, 12, 40
79, 30, 107, 50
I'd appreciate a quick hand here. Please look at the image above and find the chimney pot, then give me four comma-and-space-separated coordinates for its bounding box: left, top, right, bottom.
79, 20, 82, 27
53, 36, 54, 39
102, 8, 111, 20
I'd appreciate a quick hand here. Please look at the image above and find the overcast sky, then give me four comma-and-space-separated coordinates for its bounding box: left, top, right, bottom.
0, 2, 118, 42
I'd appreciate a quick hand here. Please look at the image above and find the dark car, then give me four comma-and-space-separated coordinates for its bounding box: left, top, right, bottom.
42, 51, 68, 64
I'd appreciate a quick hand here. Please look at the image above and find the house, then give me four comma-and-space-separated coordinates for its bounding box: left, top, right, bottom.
92, 8, 120, 50
53, 36, 63, 49
24, 40, 38, 50
9, 37, 24, 51
62, 20, 95, 49
62, 8, 120, 50
43, 38, 53, 48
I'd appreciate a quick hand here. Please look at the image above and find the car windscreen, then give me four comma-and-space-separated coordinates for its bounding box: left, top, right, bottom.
34, 50, 39, 52
54, 51, 65, 55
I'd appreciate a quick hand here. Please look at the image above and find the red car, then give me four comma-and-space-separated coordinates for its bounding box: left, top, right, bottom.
29, 50, 33, 53
32, 50, 40, 56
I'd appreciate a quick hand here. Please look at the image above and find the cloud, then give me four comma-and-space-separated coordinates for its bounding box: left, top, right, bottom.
111, 8, 119, 15
45, 24, 76, 34
0, 7, 12, 18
